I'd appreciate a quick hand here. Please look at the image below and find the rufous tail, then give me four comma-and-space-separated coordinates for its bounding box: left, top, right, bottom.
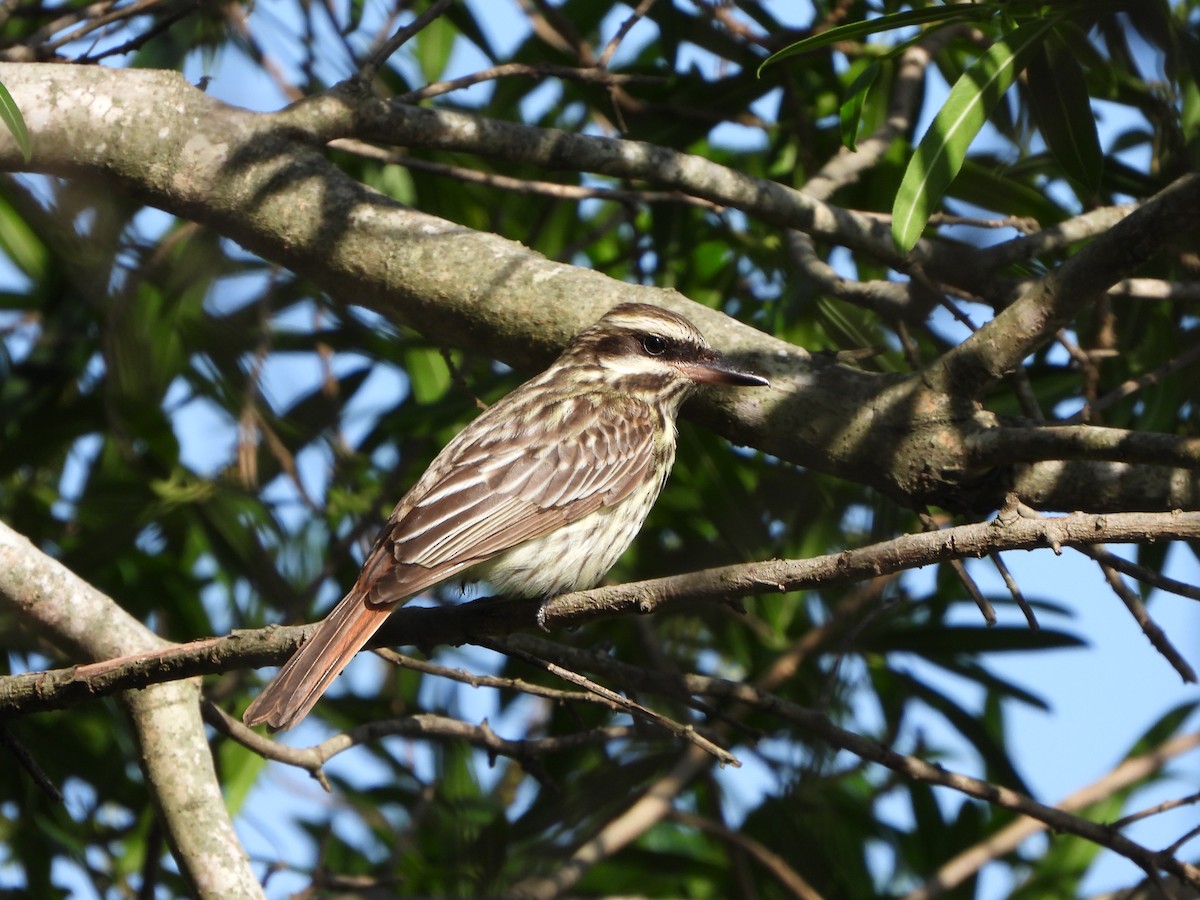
243, 591, 394, 731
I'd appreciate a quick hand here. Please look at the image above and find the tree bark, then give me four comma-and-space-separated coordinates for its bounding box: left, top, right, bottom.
0, 522, 264, 899
1, 62, 1196, 516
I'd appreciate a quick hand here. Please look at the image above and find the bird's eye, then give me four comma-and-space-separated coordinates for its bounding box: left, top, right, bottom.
642, 335, 667, 356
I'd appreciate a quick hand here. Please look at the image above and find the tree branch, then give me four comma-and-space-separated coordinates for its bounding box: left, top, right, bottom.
1074, 545, 1200, 603
0, 521, 263, 899
966, 424, 1200, 471
1090, 555, 1197, 683
307, 88, 925, 272
936, 172, 1200, 396
667, 809, 825, 900
903, 730, 1200, 899
355, 0, 452, 85
2, 62, 1198, 514
5, 506, 1200, 718
203, 700, 630, 789
647, 666, 1200, 891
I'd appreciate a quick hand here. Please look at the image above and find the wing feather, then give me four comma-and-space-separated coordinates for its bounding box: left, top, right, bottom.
360, 394, 659, 607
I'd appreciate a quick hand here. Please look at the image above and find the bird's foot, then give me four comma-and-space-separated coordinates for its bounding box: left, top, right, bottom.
536, 597, 554, 632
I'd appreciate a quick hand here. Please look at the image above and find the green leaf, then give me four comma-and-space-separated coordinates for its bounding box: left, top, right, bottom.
892, 17, 1058, 252
0, 189, 47, 278
0, 80, 30, 163
758, 3, 997, 75
217, 736, 266, 816
404, 344, 452, 404
415, 14, 458, 84
1026, 28, 1103, 198
840, 62, 881, 151
1123, 699, 1199, 757
948, 157, 1072, 224
891, 668, 1030, 791
865, 625, 1085, 655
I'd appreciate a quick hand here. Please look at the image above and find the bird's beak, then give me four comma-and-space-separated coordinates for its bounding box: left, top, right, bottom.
680, 350, 770, 387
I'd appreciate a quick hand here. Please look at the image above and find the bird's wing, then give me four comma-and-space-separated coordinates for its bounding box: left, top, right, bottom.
356, 393, 659, 607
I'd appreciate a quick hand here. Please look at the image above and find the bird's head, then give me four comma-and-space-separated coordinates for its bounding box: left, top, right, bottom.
561, 303, 768, 405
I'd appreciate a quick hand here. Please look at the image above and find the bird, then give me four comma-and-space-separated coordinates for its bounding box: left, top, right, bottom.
243, 302, 769, 731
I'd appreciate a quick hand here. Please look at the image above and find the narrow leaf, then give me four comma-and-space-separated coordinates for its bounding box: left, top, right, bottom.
0, 80, 30, 163
840, 62, 881, 151
892, 18, 1057, 252
1026, 29, 1103, 198
404, 345, 452, 404
759, 3, 996, 74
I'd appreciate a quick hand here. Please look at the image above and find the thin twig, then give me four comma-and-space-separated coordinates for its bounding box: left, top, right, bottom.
1075, 545, 1200, 603
373, 646, 625, 707
202, 700, 334, 792
1092, 557, 1197, 683
756, 577, 892, 691
329, 140, 724, 210
726, 686, 1200, 891
76, 0, 199, 63
357, 0, 452, 86
989, 552, 1039, 629
318, 0, 369, 71
597, 0, 658, 69
1165, 823, 1200, 856
921, 512, 996, 625
902, 730, 1200, 899
1009, 366, 1046, 421
1061, 341, 1200, 425
1056, 328, 1104, 421
31, 0, 160, 57
0, 722, 63, 804
204, 698, 634, 788
517, 0, 584, 57
395, 61, 665, 104
484, 638, 740, 767
669, 809, 825, 900
911, 262, 980, 332
1111, 791, 1200, 830
509, 742, 716, 898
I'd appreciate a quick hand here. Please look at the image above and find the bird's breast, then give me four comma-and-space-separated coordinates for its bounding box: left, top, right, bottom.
476, 458, 670, 600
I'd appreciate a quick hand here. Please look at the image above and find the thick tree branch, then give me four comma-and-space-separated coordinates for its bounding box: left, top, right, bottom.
935, 173, 1200, 396
2, 63, 1198, 514
966, 425, 1200, 471
292, 85, 914, 271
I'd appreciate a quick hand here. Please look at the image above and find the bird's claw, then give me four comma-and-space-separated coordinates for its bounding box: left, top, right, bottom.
536, 598, 552, 632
